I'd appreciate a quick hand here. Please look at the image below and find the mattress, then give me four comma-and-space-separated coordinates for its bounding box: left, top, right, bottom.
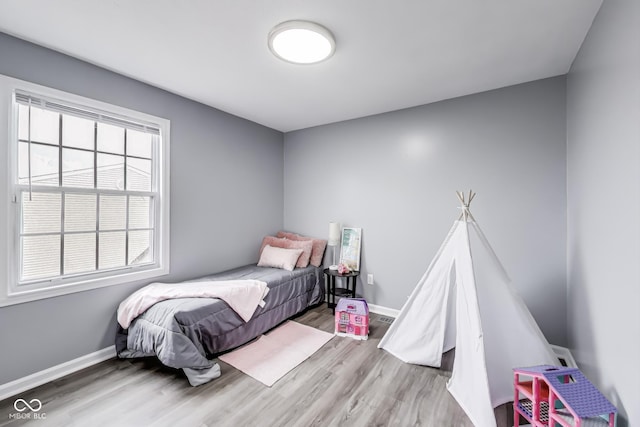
115, 264, 324, 375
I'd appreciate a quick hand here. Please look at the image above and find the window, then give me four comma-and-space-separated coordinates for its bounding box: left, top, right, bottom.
3, 81, 169, 304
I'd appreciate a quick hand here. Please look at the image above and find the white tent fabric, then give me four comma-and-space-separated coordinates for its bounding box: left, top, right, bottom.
378, 200, 558, 427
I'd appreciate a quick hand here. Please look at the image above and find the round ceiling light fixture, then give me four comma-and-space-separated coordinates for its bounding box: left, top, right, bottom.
268, 20, 335, 65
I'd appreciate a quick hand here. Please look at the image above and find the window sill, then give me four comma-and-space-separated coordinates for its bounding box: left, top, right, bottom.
0, 266, 169, 307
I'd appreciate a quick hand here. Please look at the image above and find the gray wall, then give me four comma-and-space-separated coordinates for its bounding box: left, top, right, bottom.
566, 1, 640, 425
284, 77, 567, 345
0, 33, 284, 385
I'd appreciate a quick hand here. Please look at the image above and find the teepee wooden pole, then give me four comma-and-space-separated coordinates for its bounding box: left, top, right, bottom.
456, 190, 476, 221
467, 190, 476, 222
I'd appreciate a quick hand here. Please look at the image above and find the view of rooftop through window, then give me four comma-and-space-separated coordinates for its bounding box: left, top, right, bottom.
17, 99, 158, 283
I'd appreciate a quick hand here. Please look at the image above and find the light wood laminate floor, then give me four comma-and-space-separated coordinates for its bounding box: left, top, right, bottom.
0, 306, 513, 426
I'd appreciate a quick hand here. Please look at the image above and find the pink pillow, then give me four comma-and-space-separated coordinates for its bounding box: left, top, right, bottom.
259, 236, 313, 268
258, 245, 303, 271
277, 231, 327, 267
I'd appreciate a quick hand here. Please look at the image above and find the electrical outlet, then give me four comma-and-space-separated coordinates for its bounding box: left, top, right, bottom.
367, 274, 374, 285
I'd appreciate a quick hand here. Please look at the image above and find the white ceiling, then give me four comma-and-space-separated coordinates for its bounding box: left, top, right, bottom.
0, 0, 602, 132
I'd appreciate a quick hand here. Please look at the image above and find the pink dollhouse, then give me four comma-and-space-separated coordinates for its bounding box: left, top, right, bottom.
334, 298, 369, 340
513, 365, 617, 427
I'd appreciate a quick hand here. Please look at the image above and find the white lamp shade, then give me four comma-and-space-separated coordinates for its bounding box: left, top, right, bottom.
328, 222, 341, 246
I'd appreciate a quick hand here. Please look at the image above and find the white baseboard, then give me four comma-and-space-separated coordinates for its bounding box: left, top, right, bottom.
323, 295, 399, 318
0, 346, 116, 402
368, 303, 399, 318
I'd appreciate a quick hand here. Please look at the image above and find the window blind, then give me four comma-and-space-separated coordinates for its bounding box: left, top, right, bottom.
15, 91, 161, 136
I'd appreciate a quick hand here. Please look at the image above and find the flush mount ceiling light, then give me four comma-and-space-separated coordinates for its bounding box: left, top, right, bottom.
268, 20, 335, 65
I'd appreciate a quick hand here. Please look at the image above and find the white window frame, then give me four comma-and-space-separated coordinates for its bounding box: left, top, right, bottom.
0, 75, 170, 306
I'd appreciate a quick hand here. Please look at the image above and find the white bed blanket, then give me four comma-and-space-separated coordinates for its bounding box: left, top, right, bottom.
117, 279, 269, 329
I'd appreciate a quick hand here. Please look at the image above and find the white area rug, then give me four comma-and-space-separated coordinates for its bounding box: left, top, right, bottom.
219, 321, 333, 387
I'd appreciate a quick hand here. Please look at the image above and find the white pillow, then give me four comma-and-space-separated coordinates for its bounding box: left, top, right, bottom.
257, 245, 304, 271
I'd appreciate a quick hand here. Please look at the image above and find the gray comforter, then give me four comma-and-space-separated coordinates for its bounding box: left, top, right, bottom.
115, 264, 324, 382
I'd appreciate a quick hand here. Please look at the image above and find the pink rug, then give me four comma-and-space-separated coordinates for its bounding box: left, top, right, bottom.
219, 321, 333, 387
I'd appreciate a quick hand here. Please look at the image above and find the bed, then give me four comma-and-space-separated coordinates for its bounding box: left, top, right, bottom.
115, 264, 324, 385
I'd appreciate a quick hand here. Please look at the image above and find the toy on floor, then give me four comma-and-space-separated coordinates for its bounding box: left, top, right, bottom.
335, 298, 369, 340
513, 365, 617, 427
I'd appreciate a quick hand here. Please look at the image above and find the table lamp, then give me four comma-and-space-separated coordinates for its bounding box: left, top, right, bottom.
328, 222, 341, 270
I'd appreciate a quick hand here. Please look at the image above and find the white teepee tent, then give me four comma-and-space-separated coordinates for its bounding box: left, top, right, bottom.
378, 191, 558, 427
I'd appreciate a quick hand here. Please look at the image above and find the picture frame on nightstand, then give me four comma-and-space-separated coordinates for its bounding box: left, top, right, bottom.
339, 227, 362, 271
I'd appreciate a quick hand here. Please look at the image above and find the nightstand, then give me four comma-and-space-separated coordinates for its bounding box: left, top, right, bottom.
323, 268, 360, 314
